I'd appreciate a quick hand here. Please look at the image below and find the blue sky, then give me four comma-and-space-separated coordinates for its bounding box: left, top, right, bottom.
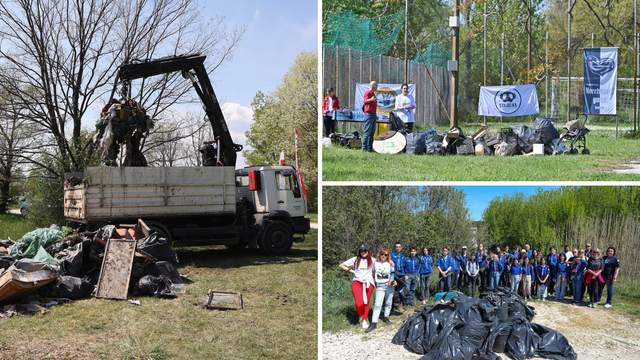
457, 186, 559, 221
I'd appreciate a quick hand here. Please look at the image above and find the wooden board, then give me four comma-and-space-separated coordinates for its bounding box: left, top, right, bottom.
373, 132, 407, 154
95, 239, 136, 300
0, 269, 59, 305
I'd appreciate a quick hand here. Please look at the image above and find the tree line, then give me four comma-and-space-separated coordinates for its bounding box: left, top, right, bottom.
322, 186, 473, 277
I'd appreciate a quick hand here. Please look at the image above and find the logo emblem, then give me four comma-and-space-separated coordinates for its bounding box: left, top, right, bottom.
586, 55, 616, 76
494, 88, 522, 114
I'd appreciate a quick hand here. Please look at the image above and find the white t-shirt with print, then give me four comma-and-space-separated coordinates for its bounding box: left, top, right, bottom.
374, 261, 394, 285
344, 257, 375, 283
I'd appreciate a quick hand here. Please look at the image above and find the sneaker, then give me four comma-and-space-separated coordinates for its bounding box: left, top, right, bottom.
358, 317, 363, 325
422, 300, 427, 305
381, 317, 392, 325
593, 303, 598, 308
361, 319, 369, 329
365, 322, 377, 333
588, 303, 593, 308
605, 304, 612, 308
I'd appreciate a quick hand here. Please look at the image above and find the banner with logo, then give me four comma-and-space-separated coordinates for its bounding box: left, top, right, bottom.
354, 83, 416, 113
478, 84, 539, 117
583, 47, 618, 114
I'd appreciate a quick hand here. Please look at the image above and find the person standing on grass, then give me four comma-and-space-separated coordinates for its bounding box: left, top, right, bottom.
488, 254, 503, 289
394, 83, 416, 132
509, 258, 523, 294
522, 257, 534, 300
531, 251, 540, 295
418, 246, 433, 304
390, 242, 406, 312
585, 248, 604, 308
339, 245, 376, 329
458, 246, 469, 292
450, 249, 462, 291
366, 248, 395, 333
322, 87, 340, 137
500, 251, 510, 287
570, 256, 588, 304
465, 255, 480, 297
554, 253, 570, 302
437, 246, 453, 293
598, 247, 620, 308
362, 81, 378, 152
473, 244, 488, 292
537, 257, 550, 300
547, 247, 559, 295
404, 246, 419, 307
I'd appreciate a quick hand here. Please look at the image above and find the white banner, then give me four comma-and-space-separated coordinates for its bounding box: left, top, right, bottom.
583, 47, 618, 115
354, 83, 415, 112
478, 84, 539, 117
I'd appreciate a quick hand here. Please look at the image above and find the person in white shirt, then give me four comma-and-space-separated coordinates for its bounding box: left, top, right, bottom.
394, 83, 416, 131
339, 245, 376, 329
366, 248, 396, 332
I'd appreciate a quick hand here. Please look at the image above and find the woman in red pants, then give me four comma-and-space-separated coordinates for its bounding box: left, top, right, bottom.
339, 245, 376, 329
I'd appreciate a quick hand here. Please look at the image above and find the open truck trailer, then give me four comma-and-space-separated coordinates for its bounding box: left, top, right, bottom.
64, 54, 310, 255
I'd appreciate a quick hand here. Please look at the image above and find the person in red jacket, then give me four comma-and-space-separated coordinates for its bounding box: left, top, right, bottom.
322, 87, 340, 137
362, 81, 378, 152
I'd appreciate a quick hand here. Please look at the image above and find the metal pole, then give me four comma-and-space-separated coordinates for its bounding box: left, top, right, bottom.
567, 0, 572, 121
635, 0, 638, 132
501, 32, 505, 86
546, 33, 549, 117
484, 0, 487, 125
591, 33, 594, 47
528, 0, 532, 77
451, 0, 460, 127
336, 46, 339, 101
405, 0, 409, 84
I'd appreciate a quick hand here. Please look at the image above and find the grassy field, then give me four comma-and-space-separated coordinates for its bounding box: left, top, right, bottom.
323, 126, 640, 181
307, 213, 318, 224
0, 216, 318, 360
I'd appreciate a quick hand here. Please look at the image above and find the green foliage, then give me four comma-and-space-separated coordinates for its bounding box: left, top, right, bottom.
244, 51, 318, 212
322, 186, 473, 270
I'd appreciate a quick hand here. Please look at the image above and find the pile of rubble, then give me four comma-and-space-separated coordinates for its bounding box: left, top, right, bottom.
0, 220, 182, 317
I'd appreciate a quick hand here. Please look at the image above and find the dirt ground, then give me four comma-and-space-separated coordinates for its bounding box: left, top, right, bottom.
322, 300, 640, 359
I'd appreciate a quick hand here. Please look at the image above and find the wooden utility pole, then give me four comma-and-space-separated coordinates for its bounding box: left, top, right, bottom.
450, 0, 460, 127
404, 0, 408, 84
528, 0, 532, 77
635, 0, 637, 131
567, 0, 572, 121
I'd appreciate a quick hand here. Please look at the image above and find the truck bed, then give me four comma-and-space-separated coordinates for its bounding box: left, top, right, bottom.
64, 166, 236, 222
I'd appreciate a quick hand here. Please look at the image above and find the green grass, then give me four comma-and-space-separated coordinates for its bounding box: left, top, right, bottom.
0, 227, 318, 359
323, 133, 640, 181
0, 214, 51, 240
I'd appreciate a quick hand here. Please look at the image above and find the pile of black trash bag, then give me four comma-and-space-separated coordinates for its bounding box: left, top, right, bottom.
392, 287, 577, 360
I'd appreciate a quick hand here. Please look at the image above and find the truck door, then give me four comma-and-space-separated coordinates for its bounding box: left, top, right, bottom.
274, 170, 305, 217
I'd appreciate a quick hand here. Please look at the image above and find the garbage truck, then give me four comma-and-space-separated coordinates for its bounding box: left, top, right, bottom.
63, 54, 310, 255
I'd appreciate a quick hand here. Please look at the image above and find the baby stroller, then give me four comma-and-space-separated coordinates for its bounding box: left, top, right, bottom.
555, 113, 590, 155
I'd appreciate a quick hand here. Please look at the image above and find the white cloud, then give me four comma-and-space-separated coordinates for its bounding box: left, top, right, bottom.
222, 102, 254, 167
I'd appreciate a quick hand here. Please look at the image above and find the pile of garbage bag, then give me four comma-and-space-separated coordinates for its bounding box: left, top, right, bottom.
0, 221, 183, 313
392, 287, 577, 360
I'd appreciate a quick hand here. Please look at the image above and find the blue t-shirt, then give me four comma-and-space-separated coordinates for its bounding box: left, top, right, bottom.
555, 261, 570, 277
510, 265, 523, 275
547, 253, 558, 267
438, 255, 453, 272
602, 256, 620, 280
404, 256, 419, 274
571, 259, 588, 278
473, 251, 487, 266
418, 255, 433, 274
522, 264, 534, 276
391, 252, 405, 275
488, 260, 503, 273
537, 264, 550, 277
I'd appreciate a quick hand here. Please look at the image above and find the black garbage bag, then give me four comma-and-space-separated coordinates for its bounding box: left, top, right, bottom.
426, 141, 444, 155
404, 312, 427, 353
530, 323, 578, 360
506, 321, 539, 360
405, 132, 426, 154
339, 131, 360, 147
0, 254, 15, 271
144, 261, 183, 285
133, 275, 177, 298
422, 331, 475, 360
421, 305, 456, 353
136, 233, 179, 264
534, 117, 560, 145
56, 276, 95, 299
393, 271, 410, 303
510, 124, 534, 153
57, 242, 84, 277
81, 264, 101, 285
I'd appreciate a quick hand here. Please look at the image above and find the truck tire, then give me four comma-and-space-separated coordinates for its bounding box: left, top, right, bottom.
259, 221, 293, 256
145, 221, 173, 244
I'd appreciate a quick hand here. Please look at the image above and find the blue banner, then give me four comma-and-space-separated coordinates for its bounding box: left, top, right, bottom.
478, 84, 539, 117
583, 48, 617, 115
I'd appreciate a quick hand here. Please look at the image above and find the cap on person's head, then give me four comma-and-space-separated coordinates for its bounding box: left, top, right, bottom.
462, 246, 467, 250
521, 249, 526, 253
359, 244, 369, 251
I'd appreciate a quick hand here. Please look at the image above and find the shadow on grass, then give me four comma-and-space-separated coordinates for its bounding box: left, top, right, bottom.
175, 246, 318, 270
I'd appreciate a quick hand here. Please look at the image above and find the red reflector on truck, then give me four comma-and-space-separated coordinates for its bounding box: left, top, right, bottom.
248, 170, 261, 191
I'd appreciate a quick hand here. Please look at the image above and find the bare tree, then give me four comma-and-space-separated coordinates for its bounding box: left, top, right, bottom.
0, 0, 246, 175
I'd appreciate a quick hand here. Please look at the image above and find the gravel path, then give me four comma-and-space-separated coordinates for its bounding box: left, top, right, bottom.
322, 300, 640, 360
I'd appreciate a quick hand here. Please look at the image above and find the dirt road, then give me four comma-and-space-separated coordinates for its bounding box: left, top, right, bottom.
322, 300, 640, 359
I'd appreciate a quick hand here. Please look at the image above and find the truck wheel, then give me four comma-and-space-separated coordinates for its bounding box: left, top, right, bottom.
145, 221, 173, 243
259, 221, 293, 256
